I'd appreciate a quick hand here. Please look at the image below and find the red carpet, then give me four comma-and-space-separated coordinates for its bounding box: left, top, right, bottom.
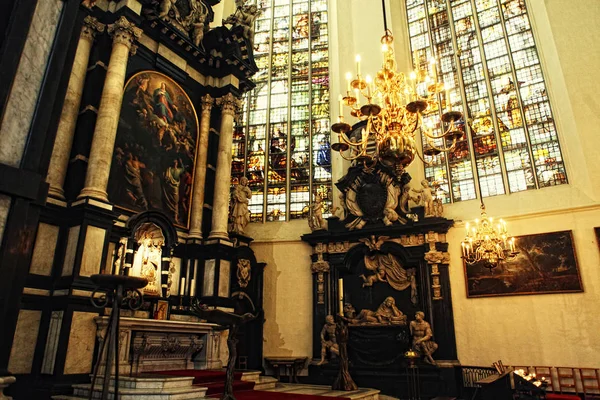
151, 369, 254, 395
208, 391, 351, 400
151, 369, 351, 399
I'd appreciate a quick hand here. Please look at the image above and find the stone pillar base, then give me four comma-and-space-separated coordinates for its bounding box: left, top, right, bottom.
0, 376, 16, 400
77, 187, 108, 202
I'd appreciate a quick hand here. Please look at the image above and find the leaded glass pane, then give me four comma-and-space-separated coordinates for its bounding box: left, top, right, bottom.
235, 0, 330, 222
406, 0, 566, 201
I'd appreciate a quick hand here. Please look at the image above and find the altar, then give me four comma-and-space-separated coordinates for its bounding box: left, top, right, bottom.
94, 317, 223, 375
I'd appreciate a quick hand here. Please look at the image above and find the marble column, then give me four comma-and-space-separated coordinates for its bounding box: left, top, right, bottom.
188, 95, 214, 239
209, 93, 239, 240
46, 16, 105, 199
78, 17, 141, 202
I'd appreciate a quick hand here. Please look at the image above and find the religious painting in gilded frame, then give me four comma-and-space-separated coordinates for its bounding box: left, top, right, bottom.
464, 230, 583, 298
154, 299, 170, 320
107, 71, 199, 228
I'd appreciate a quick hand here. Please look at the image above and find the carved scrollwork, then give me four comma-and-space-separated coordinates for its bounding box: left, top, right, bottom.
424, 251, 450, 265
310, 260, 330, 274
81, 16, 105, 42
107, 17, 142, 54
237, 259, 251, 288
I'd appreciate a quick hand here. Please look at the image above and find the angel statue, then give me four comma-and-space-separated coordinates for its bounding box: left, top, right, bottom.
308, 193, 327, 231
222, 0, 262, 46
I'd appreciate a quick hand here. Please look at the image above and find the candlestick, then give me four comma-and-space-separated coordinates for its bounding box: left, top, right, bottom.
180, 277, 186, 296
338, 94, 344, 117
355, 54, 361, 76
461, 242, 466, 257
354, 88, 360, 107
338, 278, 344, 317
366, 75, 372, 99
190, 279, 196, 297
410, 71, 417, 100
429, 57, 437, 82
446, 85, 452, 111
346, 72, 352, 92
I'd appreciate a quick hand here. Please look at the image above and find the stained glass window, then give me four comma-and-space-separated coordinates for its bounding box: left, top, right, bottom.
231, 0, 332, 222
406, 0, 567, 203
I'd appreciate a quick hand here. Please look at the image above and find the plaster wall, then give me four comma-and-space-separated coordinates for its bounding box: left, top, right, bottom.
447, 208, 600, 367
250, 240, 313, 361
248, 0, 600, 368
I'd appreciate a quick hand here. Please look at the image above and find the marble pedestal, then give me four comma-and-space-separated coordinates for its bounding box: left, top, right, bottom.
0, 376, 15, 400
95, 317, 222, 375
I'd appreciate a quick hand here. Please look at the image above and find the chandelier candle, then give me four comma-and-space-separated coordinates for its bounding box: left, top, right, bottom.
331, 29, 464, 168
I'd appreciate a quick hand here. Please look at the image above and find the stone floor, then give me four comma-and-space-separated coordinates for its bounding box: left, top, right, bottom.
263, 383, 382, 399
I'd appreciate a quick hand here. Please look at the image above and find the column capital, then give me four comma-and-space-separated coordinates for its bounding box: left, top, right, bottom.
200, 94, 214, 113
81, 16, 105, 42
216, 93, 241, 116
107, 16, 142, 53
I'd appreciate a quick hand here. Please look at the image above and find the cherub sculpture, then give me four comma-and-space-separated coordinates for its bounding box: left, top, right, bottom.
308, 193, 327, 231
411, 179, 435, 217
222, 1, 261, 46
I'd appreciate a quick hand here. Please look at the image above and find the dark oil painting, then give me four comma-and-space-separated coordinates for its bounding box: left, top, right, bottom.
108, 71, 198, 227
465, 230, 583, 298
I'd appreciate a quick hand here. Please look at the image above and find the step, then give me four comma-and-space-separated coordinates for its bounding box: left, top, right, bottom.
200, 380, 255, 395
72, 383, 208, 400
240, 370, 261, 382
253, 376, 278, 390
91, 374, 196, 390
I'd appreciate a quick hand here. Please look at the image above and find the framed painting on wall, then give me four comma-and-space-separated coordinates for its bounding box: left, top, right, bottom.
465, 230, 583, 298
107, 70, 199, 228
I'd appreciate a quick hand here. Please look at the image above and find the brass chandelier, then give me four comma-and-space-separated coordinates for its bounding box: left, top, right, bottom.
331, 1, 463, 170
461, 203, 518, 269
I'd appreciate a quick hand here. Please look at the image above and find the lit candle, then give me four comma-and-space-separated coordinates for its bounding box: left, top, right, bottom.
446, 84, 452, 111
180, 277, 186, 296
410, 71, 417, 100
346, 72, 352, 92
429, 57, 437, 82
355, 54, 361, 76
339, 94, 344, 117
466, 222, 470, 236
190, 278, 196, 297
354, 88, 360, 107
366, 75, 372, 99
461, 242, 466, 257
338, 278, 344, 316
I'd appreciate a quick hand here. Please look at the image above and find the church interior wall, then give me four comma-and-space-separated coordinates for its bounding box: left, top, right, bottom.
0, 0, 598, 397
250, 240, 314, 366
248, 0, 600, 369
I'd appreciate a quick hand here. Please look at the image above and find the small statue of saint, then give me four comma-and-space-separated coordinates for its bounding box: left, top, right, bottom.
308, 193, 327, 231
317, 315, 339, 365
375, 297, 407, 325
230, 176, 252, 234
223, 2, 261, 46
410, 311, 438, 365
343, 303, 379, 325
